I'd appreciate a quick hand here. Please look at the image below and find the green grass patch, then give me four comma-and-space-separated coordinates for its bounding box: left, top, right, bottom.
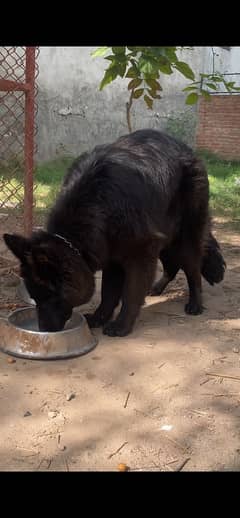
197, 150, 240, 222
34, 157, 73, 208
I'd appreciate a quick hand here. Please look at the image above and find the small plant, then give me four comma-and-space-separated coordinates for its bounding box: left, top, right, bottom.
92, 47, 240, 132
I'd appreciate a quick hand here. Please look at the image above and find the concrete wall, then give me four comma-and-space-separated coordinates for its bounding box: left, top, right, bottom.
36, 47, 202, 161
36, 46, 240, 161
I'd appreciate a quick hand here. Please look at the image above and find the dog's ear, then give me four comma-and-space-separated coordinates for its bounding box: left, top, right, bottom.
3, 233, 31, 261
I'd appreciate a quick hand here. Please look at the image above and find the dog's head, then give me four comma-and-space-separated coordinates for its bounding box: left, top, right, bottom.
3, 231, 95, 332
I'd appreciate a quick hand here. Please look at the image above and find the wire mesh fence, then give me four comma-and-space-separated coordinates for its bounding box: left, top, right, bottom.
0, 47, 39, 235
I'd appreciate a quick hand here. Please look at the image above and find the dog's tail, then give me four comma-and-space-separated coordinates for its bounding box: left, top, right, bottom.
201, 232, 226, 285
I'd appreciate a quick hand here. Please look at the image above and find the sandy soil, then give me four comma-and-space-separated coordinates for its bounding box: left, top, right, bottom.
0, 213, 240, 472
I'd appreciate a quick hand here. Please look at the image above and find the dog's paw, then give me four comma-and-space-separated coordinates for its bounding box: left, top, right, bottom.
103, 321, 131, 337
184, 301, 204, 315
84, 313, 104, 328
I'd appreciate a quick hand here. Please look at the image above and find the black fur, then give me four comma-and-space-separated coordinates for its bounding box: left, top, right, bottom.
3, 129, 226, 335
201, 232, 226, 285
151, 228, 226, 296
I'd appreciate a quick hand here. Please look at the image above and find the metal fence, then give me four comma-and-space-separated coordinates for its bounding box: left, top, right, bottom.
201, 73, 240, 94
0, 47, 39, 235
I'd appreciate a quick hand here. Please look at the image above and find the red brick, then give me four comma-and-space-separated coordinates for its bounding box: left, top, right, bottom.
196, 95, 240, 159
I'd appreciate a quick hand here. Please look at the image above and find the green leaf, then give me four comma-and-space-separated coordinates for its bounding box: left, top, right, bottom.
205, 82, 217, 90
117, 62, 127, 77
208, 75, 223, 82
149, 47, 167, 58
164, 47, 178, 62
126, 66, 139, 78
128, 78, 142, 90
112, 54, 128, 64
225, 81, 235, 89
157, 62, 173, 75
145, 78, 162, 90
200, 73, 211, 79
147, 89, 161, 99
143, 72, 160, 80
112, 47, 126, 55
144, 94, 153, 109
128, 47, 147, 53
105, 55, 117, 62
132, 88, 144, 99
200, 89, 211, 99
104, 60, 127, 79
174, 61, 195, 80
91, 47, 109, 57
138, 58, 155, 75
100, 67, 119, 90
185, 92, 199, 105
182, 85, 198, 92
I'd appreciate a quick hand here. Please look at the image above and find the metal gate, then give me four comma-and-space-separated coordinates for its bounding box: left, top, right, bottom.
0, 47, 39, 236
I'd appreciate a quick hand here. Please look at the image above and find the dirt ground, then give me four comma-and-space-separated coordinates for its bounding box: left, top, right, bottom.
0, 212, 240, 472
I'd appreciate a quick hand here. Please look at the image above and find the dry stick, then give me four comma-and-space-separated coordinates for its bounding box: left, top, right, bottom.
200, 378, 213, 386
64, 457, 69, 472
108, 441, 128, 460
152, 311, 186, 319
37, 458, 52, 470
161, 435, 189, 454
166, 458, 179, 465
175, 457, 191, 472
189, 409, 208, 416
205, 393, 239, 397
126, 90, 134, 133
124, 392, 131, 408
36, 458, 44, 471
206, 372, 240, 381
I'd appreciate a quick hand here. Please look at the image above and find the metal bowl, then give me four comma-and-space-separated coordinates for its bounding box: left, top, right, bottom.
0, 307, 98, 360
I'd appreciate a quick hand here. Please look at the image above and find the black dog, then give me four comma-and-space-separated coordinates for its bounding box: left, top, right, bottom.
3, 129, 226, 336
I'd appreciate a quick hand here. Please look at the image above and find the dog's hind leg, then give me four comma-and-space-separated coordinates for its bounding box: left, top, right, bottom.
150, 248, 180, 296
85, 263, 124, 328
182, 249, 203, 315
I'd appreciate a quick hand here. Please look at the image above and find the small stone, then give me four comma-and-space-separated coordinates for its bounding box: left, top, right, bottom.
66, 393, 75, 401
7, 357, 16, 364
129, 372, 135, 376
48, 411, 58, 419
117, 463, 129, 472
57, 444, 66, 451
232, 347, 239, 354
24, 411, 32, 417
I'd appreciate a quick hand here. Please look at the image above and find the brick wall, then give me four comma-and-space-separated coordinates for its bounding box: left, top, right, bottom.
196, 95, 240, 160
